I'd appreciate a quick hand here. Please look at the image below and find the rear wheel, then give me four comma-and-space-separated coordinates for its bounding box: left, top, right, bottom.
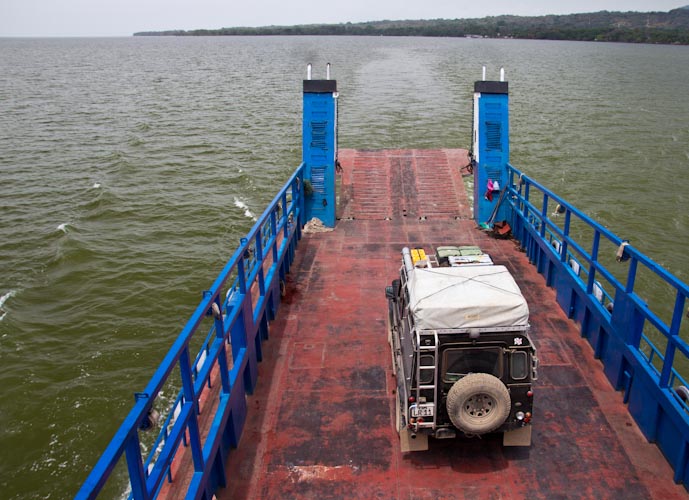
446, 373, 511, 434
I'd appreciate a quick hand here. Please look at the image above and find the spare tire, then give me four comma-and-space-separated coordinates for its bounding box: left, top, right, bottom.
446, 373, 511, 434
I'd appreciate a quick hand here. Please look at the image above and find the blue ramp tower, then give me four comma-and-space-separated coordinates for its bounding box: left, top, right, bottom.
472, 72, 510, 227
302, 64, 338, 228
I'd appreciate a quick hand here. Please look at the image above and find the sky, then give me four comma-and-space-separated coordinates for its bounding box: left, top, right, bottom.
1, 0, 686, 37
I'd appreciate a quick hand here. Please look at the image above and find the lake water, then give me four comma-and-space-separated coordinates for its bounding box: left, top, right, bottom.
1, 36, 688, 499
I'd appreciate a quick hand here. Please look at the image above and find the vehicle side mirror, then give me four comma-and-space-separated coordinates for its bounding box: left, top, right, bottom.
386, 279, 401, 300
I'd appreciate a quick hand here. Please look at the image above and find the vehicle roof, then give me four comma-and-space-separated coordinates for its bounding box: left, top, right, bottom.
407, 265, 530, 329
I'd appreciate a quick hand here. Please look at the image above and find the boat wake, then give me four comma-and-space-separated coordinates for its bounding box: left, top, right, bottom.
234, 197, 256, 221
0, 290, 16, 321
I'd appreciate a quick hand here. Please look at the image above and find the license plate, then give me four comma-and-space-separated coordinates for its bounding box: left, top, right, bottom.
411, 404, 434, 418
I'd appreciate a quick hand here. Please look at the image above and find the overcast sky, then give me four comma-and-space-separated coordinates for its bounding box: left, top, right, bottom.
1, 1, 685, 37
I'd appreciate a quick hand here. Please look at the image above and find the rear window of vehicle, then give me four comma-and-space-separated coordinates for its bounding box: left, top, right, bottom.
442, 347, 502, 383
510, 351, 529, 380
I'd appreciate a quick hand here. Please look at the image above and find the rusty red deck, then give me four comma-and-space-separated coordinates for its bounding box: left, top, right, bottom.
217, 149, 687, 499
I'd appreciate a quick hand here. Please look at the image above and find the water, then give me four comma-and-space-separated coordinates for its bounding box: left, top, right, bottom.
1, 36, 688, 499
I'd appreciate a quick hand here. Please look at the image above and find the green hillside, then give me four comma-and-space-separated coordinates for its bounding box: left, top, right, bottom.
135, 7, 689, 45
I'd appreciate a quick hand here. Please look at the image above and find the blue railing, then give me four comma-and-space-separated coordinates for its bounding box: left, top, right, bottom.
505, 164, 689, 485
76, 164, 306, 500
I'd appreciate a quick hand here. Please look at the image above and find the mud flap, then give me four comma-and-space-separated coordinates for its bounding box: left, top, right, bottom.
503, 425, 532, 446
400, 426, 429, 452
396, 391, 428, 452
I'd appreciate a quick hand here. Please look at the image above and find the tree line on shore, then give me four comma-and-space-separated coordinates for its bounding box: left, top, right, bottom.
134, 7, 689, 45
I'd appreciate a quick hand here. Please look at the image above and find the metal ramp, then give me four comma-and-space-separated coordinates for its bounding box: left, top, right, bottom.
337, 149, 471, 221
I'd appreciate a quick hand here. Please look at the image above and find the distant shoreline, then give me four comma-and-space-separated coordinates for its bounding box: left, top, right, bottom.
134, 8, 689, 45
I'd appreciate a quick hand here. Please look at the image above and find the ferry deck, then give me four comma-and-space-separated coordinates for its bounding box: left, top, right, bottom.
208, 148, 688, 499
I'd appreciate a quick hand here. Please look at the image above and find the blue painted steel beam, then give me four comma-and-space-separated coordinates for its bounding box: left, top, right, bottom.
302, 79, 338, 227
473, 79, 510, 226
